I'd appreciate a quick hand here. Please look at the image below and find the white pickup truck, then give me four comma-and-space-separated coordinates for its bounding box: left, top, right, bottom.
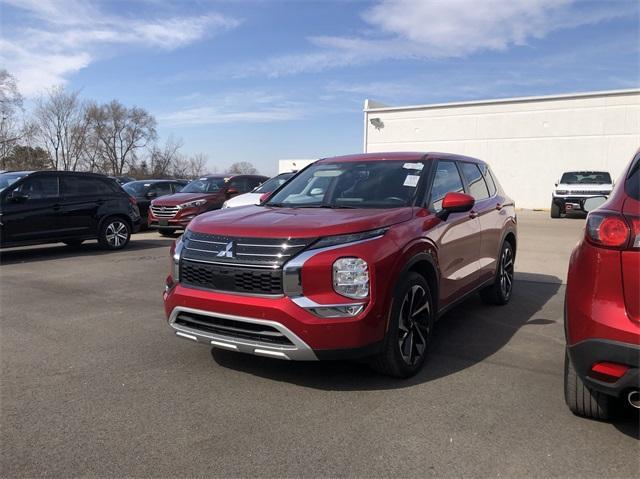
551, 170, 613, 218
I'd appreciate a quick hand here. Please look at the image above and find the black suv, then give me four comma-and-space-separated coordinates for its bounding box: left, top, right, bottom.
0, 171, 141, 250
122, 179, 188, 228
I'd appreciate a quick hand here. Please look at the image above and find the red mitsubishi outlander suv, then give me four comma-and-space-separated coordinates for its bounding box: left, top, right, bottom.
564, 150, 640, 418
164, 152, 517, 377
148, 174, 267, 235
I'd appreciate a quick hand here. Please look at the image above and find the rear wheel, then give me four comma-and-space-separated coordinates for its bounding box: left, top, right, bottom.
371, 272, 434, 378
564, 349, 612, 420
480, 240, 514, 305
98, 217, 131, 250
159, 229, 176, 237
550, 200, 561, 218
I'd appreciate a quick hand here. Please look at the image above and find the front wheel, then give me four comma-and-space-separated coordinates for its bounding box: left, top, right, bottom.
371, 272, 434, 378
550, 200, 561, 218
480, 240, 514, 305
98, 217, 131, 250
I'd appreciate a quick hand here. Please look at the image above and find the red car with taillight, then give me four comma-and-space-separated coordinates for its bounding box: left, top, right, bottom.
163, 152, 517, 377
148, 174, 267, 235
564, 150, 640, 418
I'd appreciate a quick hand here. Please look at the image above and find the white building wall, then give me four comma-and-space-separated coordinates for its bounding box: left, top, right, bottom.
364, 90, 640, 209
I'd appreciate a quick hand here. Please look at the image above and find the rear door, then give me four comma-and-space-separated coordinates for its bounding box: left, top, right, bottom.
59, 175, 106, 237
427, 160, 482, 306
458, 161, 501, 284
0, 175, 61, 244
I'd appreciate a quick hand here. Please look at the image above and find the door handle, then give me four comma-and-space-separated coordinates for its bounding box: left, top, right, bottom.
495, 203, 503, 211
469, 211, 478, 219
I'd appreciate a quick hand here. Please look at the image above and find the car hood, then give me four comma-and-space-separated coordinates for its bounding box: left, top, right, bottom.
557, 183, 612, 191
152, 192, 218, 206
225, 192, 261, 207
188, 205, 414, 238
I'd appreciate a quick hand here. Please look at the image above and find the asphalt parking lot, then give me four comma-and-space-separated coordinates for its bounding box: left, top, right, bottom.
1, 210, 638, 478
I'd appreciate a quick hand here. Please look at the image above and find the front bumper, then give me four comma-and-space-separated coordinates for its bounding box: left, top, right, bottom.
164, 283, 386, 360
568, 339, 640, 398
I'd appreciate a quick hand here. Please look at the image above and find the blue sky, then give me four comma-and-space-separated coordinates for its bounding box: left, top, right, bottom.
1, 0, 639, 175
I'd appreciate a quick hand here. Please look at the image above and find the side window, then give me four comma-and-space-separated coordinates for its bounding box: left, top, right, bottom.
478, 163, 497, 196
228, 178, 249, 193
459, 162, 490, 200
61, 176, 112, 196
13, 176, 60, 199
429, 161, 465, 212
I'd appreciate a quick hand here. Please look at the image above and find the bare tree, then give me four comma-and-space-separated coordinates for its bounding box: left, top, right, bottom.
34, 86, 91, 171
87, 100, 157, 175
171, 153, 209, 179
149, 135, 184, 177
0, 70, 28, 164
226, 161, 258, 175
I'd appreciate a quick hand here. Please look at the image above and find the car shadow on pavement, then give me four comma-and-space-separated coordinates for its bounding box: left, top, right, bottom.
0, 237, 174, 265
211, 272, 563, 391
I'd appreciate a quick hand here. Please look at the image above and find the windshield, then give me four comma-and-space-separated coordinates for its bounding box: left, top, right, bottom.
560, 171, 612, 184
123, 182, 149, 196
181, 178, 226, 193
255, 173, 294, 193
0, 173, 28, 192
266, 161, 425, 208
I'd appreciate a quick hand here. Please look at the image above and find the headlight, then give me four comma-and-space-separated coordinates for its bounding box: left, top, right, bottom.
313, 228, 387, 250
555, 190, 568, 195
179, 199, 207, 209
171, 235, 184, 280
333, 257, 369, 299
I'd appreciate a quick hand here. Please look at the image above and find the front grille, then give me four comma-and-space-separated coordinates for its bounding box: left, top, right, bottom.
181, 260, 283, 295
567, 190, 610, 196
151, 205, 180, 218
174, 311, 293, 346
182, 231, 316, 268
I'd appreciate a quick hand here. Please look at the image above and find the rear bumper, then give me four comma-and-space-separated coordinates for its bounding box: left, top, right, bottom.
567, 339, 640, 397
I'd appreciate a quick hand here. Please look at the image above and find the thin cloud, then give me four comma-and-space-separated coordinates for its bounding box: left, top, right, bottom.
232, 0, 635, 77
0, 0, 240, 96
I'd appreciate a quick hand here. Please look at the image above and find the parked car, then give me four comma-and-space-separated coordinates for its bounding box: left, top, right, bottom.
148, 174, 268, 236
222, 172, 294, 209
564, 151, 640, 419
110, 175, 136, 185
123, 179, 188, 228
551, 170, 613, 218
163, 152, 517, 377
0, 171, 141, 250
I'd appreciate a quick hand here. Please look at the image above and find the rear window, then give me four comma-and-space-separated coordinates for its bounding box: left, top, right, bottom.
459, 162, 490, 200
625, 155, 640, 200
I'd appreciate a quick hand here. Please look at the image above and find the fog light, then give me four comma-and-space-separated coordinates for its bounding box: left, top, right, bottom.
307, 304, 365, 318
333, 257, 369, 299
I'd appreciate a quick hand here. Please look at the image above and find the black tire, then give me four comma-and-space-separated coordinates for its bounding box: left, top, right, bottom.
98, 216, 131, 250
371, 272, 434, 378
63, 239, 84, 248
564, 349, 612, 420
480, 240, 515, 305
159, 229, 176, 237
550, 200, 561, 218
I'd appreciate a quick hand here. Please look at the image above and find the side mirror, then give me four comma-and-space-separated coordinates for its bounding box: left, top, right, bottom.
8, 191, 28, 203
438, 192, 475, 220
227, 187, 239, 196
554, 182, 558, 187
583, 196, 607, 212
259, 192, 272, 204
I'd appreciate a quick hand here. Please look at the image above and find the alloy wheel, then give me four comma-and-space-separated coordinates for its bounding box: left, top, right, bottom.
397, 284, 431, 366
105, 221, 128, 248
499, 246, 514, 299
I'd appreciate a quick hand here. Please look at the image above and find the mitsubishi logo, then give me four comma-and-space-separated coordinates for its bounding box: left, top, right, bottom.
216, 241, 234, 258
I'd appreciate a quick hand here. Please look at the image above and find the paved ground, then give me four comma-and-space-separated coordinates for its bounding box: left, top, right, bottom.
1, 211, 638, 478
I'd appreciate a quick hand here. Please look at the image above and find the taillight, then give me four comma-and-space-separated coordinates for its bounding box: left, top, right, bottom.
586, 212, 640, 250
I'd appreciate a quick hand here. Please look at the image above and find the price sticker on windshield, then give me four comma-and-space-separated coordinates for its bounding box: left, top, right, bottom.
403, 175, 420, 187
